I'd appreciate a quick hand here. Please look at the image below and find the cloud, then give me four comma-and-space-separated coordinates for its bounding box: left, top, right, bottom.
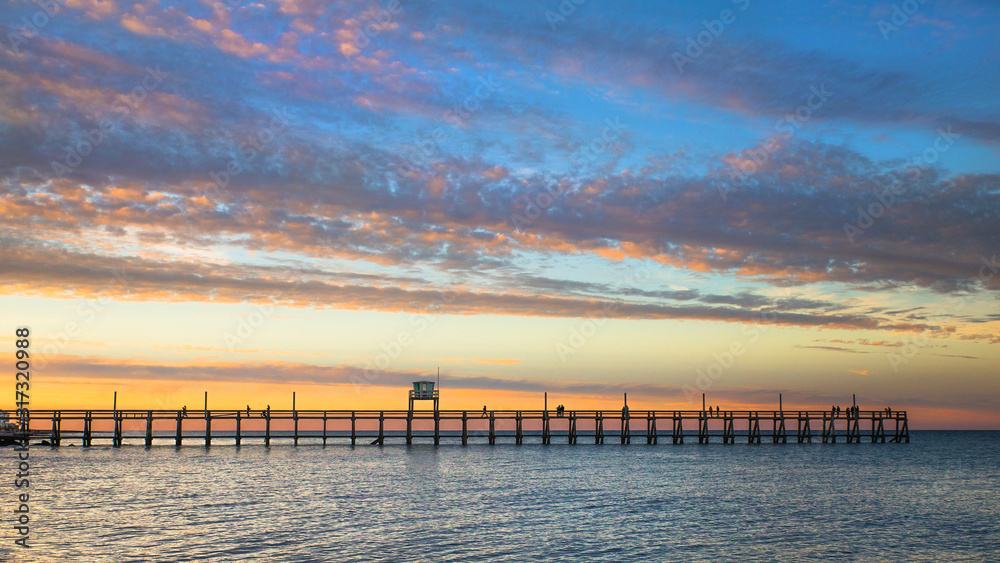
794, 345, 870, 354
1, 0, 998, 348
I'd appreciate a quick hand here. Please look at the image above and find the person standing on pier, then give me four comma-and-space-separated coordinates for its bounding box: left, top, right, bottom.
182, 406, 187, 417
482, 405, 487, 417
246, 405, 251, 416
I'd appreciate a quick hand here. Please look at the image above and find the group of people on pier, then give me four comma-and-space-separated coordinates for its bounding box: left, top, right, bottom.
831, 405, 875, 418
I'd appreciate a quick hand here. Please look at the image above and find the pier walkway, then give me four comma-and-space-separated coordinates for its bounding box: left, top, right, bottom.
13, 408, 909, 447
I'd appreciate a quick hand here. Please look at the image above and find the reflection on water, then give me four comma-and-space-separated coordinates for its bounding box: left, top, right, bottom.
1, 431, 998, 562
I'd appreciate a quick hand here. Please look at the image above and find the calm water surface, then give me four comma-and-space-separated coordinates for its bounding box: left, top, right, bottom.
1, 431, 998, 562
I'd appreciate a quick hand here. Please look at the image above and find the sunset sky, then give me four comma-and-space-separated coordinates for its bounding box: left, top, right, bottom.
1, 0, 998, 428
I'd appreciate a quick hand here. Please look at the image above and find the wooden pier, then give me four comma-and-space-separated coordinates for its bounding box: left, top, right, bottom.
14, 408, 909, 447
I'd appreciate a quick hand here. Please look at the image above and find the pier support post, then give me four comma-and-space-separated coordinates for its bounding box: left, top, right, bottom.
698, 411, 709, 444
322, 412, 327, 446
621, 409, 630, 445
672, 412, 683, 445
462, 411, 468, 445
723, 412, 734, 444
379, 411, 385, 445
433, 410, 439, 445
235, 411, 241, 447
891, 412, 909, 443
351, 411, 356, 446
293, 410, 299, 446
848, 411, 860, 443
797, 412, 811, 443
112, 411, 121, 448
749, 412, 760, 444
83, 411, 92, 447
205, 410, 212, 447
543, 410, 550, 445
569, 411, 577, 444
265, 411, 271, 447
773, 412, 786, 444
406, 410, 413, 445
51, 411, 61, 447
515, 411, 522, 445
488, 411, 495, 445
175, 411, 183, 447
872, 412, 885, 443
595, 412, 604, 444
145, 411, 153, 447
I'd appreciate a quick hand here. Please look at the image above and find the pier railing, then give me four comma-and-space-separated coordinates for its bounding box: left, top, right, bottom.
13, 408, 909, 447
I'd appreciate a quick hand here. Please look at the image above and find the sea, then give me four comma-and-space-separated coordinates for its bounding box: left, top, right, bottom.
1, 431, 997, 562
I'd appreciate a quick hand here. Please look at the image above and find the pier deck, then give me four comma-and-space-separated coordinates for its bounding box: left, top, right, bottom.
13, 408, 909, 447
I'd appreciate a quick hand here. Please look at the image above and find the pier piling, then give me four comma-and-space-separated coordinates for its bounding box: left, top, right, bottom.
175, 411, 182, 447
488, 411, 495, 445
51, 411, 61, 447
462, 411, 468, 445
265, 411, 271, 447
83, 411, 92, 447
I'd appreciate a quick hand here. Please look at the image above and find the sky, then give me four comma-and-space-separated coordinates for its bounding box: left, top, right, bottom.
1, 0, 998, 428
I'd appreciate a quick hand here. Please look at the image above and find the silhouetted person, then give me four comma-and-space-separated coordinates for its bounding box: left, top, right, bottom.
182, 406, 187, 417
482, 405, 487, 417
247, 405, 251, 416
